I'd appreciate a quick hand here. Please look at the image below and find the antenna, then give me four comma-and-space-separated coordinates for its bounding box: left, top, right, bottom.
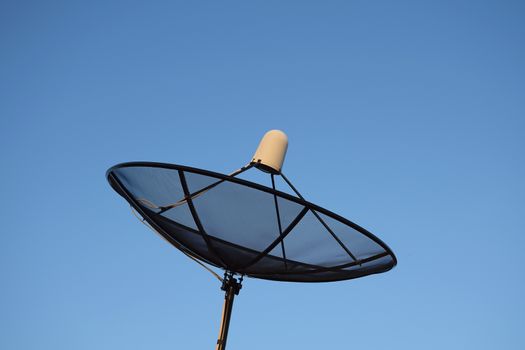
251, 129, 288, 174
107, 130, 396, 349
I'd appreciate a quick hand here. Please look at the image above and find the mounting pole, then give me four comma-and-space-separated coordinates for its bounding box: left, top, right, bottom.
216, 272, 242, 350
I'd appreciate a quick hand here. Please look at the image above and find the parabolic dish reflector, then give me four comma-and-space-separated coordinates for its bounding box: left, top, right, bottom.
107, 162, 396, 282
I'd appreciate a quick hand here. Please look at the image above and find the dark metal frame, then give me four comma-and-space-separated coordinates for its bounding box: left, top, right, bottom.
107, 161, 398, 350
107, 161, 397, 282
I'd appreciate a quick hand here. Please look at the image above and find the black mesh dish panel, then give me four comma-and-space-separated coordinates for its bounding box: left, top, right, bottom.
107, 162, 396, 282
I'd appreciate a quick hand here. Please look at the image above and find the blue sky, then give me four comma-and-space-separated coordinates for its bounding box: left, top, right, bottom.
1, 1, 524, 349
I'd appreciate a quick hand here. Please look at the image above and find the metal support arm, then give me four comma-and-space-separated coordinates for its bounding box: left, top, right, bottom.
215, 272, 243, 350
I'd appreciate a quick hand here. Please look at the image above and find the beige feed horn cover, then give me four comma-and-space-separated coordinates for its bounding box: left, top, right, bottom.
251, 130, 288, 174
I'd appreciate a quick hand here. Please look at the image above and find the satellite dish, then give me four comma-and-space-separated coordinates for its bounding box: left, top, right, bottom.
107, 130, 396, 349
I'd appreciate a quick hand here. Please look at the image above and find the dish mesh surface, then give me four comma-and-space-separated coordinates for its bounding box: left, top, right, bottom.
107, 162, 396, 282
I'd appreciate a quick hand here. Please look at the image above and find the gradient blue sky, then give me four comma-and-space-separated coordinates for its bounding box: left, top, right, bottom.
1, 1, 524, 349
